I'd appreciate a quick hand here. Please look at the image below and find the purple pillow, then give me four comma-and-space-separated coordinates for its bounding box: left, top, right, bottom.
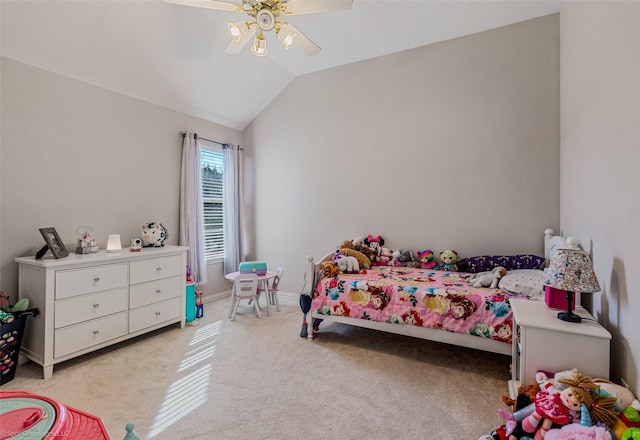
457, 255, 545, 273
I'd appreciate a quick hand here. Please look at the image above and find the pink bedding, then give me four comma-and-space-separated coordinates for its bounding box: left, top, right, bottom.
312, 266, 516, 344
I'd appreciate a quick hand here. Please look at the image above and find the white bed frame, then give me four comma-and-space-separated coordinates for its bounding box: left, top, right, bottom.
301, 229, 578, 356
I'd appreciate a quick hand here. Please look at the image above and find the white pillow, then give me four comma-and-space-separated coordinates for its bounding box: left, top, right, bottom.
499, 269, 545, 300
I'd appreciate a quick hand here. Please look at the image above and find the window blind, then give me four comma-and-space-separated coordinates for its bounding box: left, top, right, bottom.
201, 148, 224, 260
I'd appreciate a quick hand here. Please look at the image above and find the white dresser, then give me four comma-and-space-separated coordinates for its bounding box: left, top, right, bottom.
15, 245, 188, 379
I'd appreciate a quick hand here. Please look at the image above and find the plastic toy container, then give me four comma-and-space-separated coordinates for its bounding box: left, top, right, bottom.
239, 261, 267, 276
0, 390, 109, 439
1, 308, 39, 385
186, 283, 196, 323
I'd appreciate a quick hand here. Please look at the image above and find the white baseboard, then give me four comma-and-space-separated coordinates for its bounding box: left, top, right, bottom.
203, 291, 298, 304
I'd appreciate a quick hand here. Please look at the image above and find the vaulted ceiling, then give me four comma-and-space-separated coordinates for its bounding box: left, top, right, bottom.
1, 0, 561, 130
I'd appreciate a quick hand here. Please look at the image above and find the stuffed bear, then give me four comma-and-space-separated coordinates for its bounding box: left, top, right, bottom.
418, 249, 436, 269
465, 266, 507, 289
141, 222, 168, 247
338, 240, 371, 269
437, 250, 458, 272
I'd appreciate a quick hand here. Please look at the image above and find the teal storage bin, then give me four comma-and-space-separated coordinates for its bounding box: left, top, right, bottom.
186, 283, 196, 323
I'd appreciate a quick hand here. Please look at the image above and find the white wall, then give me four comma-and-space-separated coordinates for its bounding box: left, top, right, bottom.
0, 57, 241, 298
560, 1, 640, 394
244, 15, 560, 295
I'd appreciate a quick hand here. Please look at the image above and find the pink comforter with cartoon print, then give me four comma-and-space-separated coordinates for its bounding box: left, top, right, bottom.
312, 266, 515, 343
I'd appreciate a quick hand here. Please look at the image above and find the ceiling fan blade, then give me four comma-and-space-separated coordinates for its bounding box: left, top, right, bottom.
224, 24, 258, 54
280, 0, 352, 15
281, 22, 320, 56
164, 0, 241, 12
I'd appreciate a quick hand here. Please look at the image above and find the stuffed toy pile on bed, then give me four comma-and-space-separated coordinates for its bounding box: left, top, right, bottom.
479, 369, 640, 440
329, 235, 463, 275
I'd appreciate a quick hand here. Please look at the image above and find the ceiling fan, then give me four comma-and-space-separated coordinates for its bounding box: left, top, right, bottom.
165, 0, 353, 57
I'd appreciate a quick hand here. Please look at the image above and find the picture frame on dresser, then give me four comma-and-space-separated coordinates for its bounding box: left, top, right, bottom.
37, 227, 69, 259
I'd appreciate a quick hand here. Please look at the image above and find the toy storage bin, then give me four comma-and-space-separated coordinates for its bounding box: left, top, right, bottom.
1, 308, 39, 385
186, 283, 196, 323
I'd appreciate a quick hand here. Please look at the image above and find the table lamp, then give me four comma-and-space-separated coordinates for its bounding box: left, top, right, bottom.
544, 247, 600, 323
106, 234, 122, 254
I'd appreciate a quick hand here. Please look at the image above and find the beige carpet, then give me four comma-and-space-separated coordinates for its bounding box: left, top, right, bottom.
2, 296, 511, 439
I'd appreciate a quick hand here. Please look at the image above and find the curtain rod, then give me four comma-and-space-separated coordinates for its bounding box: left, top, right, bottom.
180, 131, 244, 150
180, 130, 225, 146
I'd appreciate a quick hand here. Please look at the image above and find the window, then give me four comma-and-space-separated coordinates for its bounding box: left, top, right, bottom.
200, 145, 224, 260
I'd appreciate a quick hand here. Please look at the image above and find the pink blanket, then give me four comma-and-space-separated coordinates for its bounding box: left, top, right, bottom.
312, 266, 516, 343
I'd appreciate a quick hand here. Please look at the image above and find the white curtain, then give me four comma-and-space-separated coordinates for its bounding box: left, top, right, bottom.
223, 144, 244, 275
179, 132, 208, 285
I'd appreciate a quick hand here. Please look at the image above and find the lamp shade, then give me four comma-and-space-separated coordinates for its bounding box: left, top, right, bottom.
251, 33, 267, 56
544, 248, 600, 294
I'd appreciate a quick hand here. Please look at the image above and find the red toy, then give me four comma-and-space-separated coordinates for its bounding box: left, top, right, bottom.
0, 390, 109, 439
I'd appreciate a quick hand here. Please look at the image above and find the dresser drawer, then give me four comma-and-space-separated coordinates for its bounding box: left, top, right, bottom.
130, 255, 182, 285
54, 287, 129, 329
54, 311, 128, 358
56, 263, 128, 299
129, 297, 181, 333
129, 276, 181, 309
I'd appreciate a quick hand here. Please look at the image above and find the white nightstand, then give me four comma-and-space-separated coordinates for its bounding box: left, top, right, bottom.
508, 298, 611, 399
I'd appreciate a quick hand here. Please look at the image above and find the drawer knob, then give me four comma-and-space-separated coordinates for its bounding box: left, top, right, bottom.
155, 312, 161, 316
93, 330, 100, 335
156, 289, 161, 294
156, 267, 162, 272
93, 304, 100, 309
94, 277, 100, 282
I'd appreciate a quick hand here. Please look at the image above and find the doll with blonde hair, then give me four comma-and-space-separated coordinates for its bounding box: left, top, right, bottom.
523, 373, 618, 439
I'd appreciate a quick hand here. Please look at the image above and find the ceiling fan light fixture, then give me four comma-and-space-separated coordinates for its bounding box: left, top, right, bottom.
276, 26, 296, 50
251, 33, 268, 57
227, 21, 250, 42
256, 9, 276, 31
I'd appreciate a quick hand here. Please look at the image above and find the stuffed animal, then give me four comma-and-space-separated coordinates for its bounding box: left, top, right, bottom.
437, 250, 459, 272
594, 378, 640, 411
363, 234, 384, 265
396, 249, 419, 268
523, 373, 618, 439
320, 260, 339, 278
534, 369, 579, 395
389, 250, 402, 267
378, 246, 394, 266
333, 253, 360, 274
353, 238, 377, 263
613, 406, 640, 439
556, 374, 619, 428
622, 428, 640, 440
465, 266, 507, 289
544, 424, 613, 440
141, 222, 168, 247
487, 383, 540, 440
337, 240, 371, 269
418, 250, 436, 269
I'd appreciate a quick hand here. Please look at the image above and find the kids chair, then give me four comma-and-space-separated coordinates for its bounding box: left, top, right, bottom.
258, 266, 283, 312
228, 273, 260, 320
